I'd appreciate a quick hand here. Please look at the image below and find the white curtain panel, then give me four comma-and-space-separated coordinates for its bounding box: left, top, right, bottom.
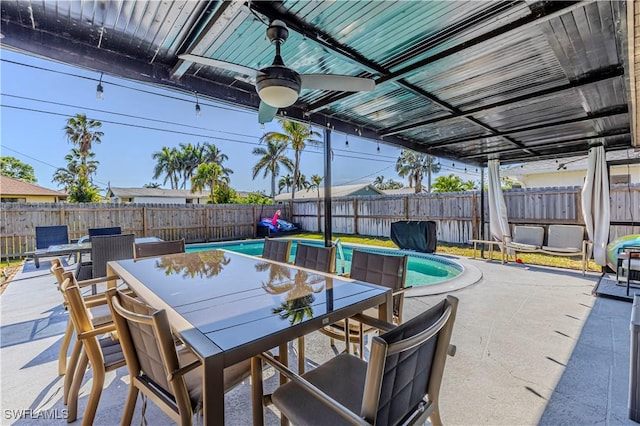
487, 159, 511, 243
581, 145, 610, 266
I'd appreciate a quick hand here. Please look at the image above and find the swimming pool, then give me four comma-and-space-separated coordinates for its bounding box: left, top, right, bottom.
187, 239, 463, 288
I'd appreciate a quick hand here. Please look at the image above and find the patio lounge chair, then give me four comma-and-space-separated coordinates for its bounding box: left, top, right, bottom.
134, 239, 185, 259
262, 237, 292, 263
105, 288, 251, 425
319, 249, 409, 358
59, 272, 126, 425
506, 225, 590, 274
260, 295, 458, 426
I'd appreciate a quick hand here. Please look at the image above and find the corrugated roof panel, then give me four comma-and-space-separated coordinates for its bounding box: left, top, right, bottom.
443, 137, 510, 155
400, 117, 491, 142
404, 29, 567, 111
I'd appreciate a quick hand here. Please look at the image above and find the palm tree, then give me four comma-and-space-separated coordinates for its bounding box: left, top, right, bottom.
395, 150, 441, 193
178, 143, 204, 189
152, 146, 181, 189
63, 114, 103, 170
307, 174, 323, 199
191, 162, 224, 203
260, 119, 321, 200
203, 143, 233, 177
252, 140, 293, 199
373, 175, 385, 189
278, 174, 294, 194
53, 148, 99, 196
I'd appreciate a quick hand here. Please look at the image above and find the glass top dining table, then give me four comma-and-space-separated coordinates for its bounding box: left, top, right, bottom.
107, 249, 392, 425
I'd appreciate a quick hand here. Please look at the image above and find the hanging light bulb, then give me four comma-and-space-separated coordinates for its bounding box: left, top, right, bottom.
194, 92, 201, 117
345, 134, 349, 146
96, 73, 104, 100
377, 141, 380, 152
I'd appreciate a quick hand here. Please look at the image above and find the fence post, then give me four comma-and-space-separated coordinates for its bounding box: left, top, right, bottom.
354, 198, 359, 235
404, 196, 409, 220
142, 206, 147, 237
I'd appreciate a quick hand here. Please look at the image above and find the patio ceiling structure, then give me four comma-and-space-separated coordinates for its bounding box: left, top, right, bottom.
1, 0, 639, 167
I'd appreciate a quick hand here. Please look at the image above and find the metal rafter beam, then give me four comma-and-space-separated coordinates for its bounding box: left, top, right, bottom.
382, 65, 625, 137
460, 128, 631, 160
425, 106, 628, 149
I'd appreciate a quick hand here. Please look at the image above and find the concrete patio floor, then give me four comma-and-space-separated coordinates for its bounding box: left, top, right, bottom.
1, 255, 636, 425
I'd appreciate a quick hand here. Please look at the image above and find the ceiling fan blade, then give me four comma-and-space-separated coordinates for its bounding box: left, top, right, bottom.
300, 74, 375, 92
258, 101, 279, 124
179, 54, 258, 78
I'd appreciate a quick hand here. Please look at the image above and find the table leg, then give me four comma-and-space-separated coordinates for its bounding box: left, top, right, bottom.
202, 356, 225, 425
278, 344, 289, 426
34, 254, 40, 268
379, 290, 393, 323
251, 357, 264, 426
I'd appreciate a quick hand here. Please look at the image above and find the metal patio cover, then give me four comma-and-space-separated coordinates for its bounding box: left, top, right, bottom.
1, 0, 638, 166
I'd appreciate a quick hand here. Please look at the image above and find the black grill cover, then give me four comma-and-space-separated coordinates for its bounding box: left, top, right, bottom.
390, 221, 437, 253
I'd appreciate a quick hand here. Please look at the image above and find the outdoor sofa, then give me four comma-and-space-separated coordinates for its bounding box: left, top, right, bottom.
505, 224, 591, 275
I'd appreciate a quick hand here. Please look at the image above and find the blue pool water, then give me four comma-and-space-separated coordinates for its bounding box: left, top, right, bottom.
187, 239, 462, 287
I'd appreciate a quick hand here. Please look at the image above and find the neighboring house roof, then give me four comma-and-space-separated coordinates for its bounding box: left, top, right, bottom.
381, 188, 423, 195
0, 175, 68, 198
275, 184, 384, 200
107, 187, 208, 198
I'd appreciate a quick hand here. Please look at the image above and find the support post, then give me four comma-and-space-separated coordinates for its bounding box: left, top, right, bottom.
480, 167, 486, 256
324, 127, 332, 247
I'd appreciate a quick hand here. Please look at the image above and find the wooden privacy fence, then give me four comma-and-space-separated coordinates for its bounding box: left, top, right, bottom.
0, 203, 287, 259
2, 185, 638, 258
287, 184, 640, 244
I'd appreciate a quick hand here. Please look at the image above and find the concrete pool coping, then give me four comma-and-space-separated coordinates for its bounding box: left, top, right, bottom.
187, 238, 483, 297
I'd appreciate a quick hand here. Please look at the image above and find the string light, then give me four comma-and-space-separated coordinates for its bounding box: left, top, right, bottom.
96, 73, 104, 100
345, 134, 349, 146
194, 91, 201, 117
377, 141, 380, 152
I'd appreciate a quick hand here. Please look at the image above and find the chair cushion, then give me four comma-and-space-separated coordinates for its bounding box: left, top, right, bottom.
547, 225, 584, 250
512, 226, 544, 246
541, 246, 581, 254
88, 304, 112, 326
177, 346, 251, 410
506, 242, 539, 251
99, 335, 125, 369
272, 353, 367, 425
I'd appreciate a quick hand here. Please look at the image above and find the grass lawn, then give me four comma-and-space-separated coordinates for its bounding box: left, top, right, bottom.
298, 232, 599, 273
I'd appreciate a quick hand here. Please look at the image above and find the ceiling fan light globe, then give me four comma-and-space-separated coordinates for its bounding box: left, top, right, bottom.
256, 67, 301, 108
258, 86, 299, 108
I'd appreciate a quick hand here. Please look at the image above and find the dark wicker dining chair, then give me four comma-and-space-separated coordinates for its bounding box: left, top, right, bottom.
106, 288, 252, 425
293, 243, 336, 273
88, 226, 122, 240
292, 243, 337, 373
76, 233, 135, 281
134, 239, 185, 259
262, 237, 292, 263
262, 295, 459, 426
320, 249, 409, 357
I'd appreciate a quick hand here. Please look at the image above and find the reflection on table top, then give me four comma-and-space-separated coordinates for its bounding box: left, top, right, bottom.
109, 250, 390, 354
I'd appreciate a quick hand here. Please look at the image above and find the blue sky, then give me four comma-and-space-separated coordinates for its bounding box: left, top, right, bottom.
1, 49, 479, 194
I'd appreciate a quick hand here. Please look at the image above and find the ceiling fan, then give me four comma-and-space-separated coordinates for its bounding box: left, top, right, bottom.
179, 20, 375, 124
